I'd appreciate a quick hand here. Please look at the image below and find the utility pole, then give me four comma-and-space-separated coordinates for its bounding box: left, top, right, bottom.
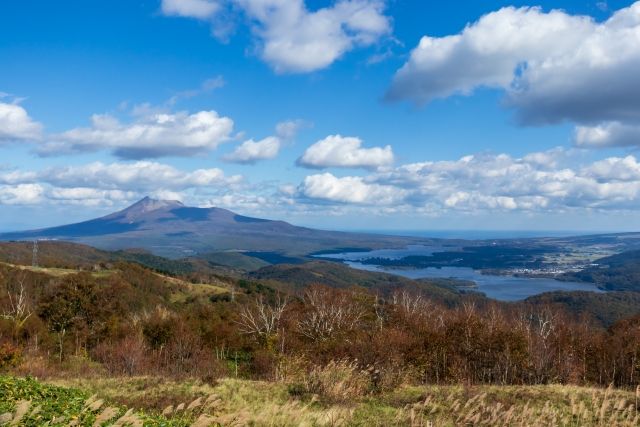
32, 240, 38, 268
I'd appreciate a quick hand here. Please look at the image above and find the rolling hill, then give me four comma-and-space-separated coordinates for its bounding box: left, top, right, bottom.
560, 249, 640, 292
0, 197, 424, 258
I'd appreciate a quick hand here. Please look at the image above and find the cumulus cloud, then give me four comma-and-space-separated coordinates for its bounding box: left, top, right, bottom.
10, 149, 640, 216
46, 188, 138, 207
38, 161, 241, 191
295, 149, 640, 212
223, 119, 307, 164
298, 135, 394, 169
387, 2, 640, 127
161, 0, 391, 73
0, 184, 44, 205
0, 101, 42, 142
238, 0, 391, 73
0, 161, 244, 207
298, 172, 403, 204
223, 136, 281, 164
0, 160, 252, 208
39, 110, 234, 159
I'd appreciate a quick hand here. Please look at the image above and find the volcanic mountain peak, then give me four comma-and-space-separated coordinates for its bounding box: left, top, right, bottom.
0, 196, 422, 258
107, 197, 186, 221
126, 196, 183, 213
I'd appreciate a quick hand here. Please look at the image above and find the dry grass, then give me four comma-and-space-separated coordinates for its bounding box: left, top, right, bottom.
0, 261, 114, 278
47, 376, 353, 426
168, 281, 230, 304
34, 376, 640, 426
360, 383, 640, 426
303, 359, 373, 403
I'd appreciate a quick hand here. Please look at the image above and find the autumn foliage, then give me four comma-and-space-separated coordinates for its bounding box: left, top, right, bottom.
2, 262, 640, 394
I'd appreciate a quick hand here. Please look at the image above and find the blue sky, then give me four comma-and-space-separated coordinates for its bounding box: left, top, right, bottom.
1, 0, 640, 232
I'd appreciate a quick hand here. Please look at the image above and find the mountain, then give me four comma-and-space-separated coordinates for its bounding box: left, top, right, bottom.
0, 197, 423, 258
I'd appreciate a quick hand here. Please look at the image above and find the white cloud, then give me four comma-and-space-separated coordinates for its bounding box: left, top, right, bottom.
9, 149, 640, 216
0, 101, 42, 142
161, 0, 220, 19
298, 135, 394, 169
0, 161, 246, 207
295, 149, 640, 212
47, 188, 137, 207
38, 161, 241, 191
298, 172, 403, 204
0, 184, 44, 205
240, 0, 391, 73
575, 122, 640, 148
161, 0, 391, 73
40, 110, 234, 159
223, 136, 281, 163
584, 156, 640, 182
223, 119, 307, 164
275, 119, 309, 140
387, 2, 640, 127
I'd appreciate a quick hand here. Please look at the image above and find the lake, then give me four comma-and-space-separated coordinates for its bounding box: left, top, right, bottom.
318, 245, 603, 301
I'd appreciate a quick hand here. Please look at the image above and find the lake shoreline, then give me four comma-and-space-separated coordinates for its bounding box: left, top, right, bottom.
317, 245, 603, 301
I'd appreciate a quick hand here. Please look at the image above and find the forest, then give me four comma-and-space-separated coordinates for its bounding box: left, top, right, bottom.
2, 253, 640, 390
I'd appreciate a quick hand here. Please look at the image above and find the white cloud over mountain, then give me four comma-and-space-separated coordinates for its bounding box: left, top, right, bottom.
40, 161, 241, 191
0, 161, 242, 207
161, 0, 391, 73
8, 150, 640, 216
387, 2, 640, 147
39, 110, 234, 159
298, 135, 394, 169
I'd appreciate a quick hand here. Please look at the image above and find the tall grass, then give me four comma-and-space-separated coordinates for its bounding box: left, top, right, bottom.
4, 374, 640, 426
385, 384, 640, 427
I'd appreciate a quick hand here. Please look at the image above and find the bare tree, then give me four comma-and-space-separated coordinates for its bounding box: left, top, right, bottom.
534, 308, 557, 348
297, 286, 365, 342
236, 295, 288, 346
1, 273, 32, 332
515, 306, 558, 383
373, 293, 386, 331
391, 290, 436, 321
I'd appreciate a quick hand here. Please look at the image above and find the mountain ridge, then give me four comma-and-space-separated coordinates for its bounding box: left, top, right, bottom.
0, 197, 425, 258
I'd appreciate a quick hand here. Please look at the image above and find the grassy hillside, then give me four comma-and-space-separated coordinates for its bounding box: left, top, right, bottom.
247, 260, 463, 301
0, 241, 245, 282
198, 251, 270, 271
0, 241, 111, 269
2, 375, 639, 426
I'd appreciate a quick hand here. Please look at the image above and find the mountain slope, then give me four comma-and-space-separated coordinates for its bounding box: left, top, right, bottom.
0, 197, 423, 258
